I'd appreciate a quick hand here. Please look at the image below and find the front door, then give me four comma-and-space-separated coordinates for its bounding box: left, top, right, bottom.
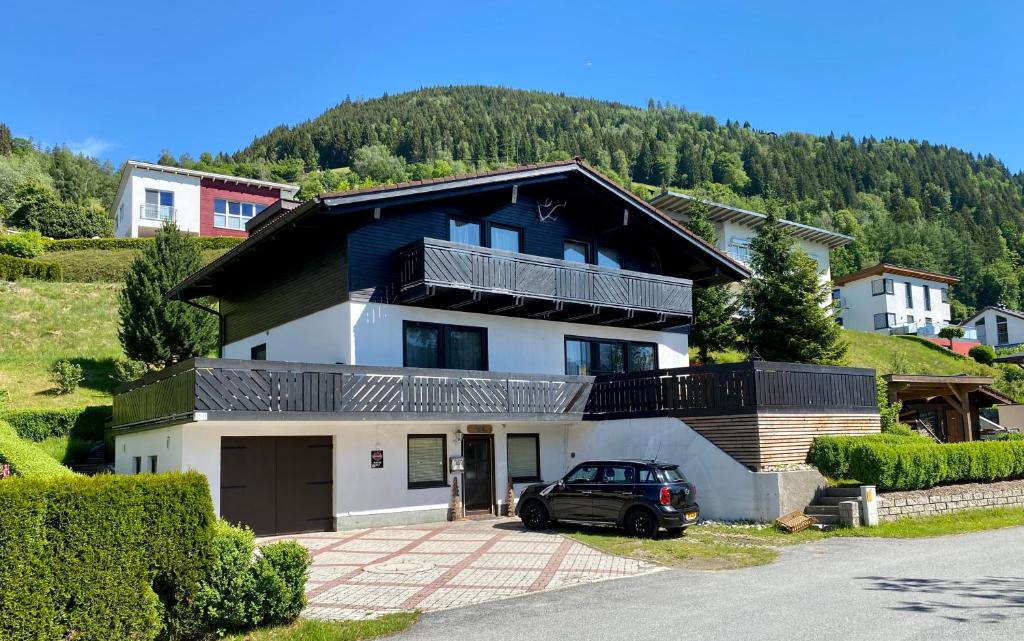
463, 434, 493, 512
946, 410, 965, 442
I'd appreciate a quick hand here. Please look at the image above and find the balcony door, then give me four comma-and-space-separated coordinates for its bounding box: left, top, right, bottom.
144, 189, 174, 221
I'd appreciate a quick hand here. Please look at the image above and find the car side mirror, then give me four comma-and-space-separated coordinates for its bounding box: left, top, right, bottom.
557, 480, 565, 489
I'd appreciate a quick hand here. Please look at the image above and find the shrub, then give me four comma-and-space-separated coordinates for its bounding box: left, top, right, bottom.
0, 253, 62, 281
40, 247, 231, 282
0, 406, 110, 441
195, 520, 311, 636
0, 472, 215, 641
0, 421, 76, 478
45, 236, 245, 252
969, 344, 996, 365
48, 359, 83, 395
9, 184, 112, 239
998, 432, 1024, 441
0, 229, 46, 257
114, 357, 150, 383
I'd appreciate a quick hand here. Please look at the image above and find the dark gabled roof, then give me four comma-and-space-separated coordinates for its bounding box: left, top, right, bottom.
833, 263, 960, 287
167, 159, 751, 301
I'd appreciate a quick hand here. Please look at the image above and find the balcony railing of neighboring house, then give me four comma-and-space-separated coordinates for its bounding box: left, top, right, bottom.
111, 358, 595, 430
140, 203, 176, 222
396, 238, 693, 327
889, 320, 977, 340
584, 361, 878, 419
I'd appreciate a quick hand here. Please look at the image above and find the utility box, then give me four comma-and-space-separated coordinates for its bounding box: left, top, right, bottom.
860, 485, 879, 527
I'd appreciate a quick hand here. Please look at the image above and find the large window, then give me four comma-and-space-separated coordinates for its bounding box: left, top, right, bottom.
408, 435, 447, 489
728, 237, 752, 263
976, 318, 987, 345
403, 322, 487, 370
449, 218, 482, 246
489, 224, 522, 252
214, 199, 266, 230
596, 246, 621, 269
563, 240, 589, 264
873, 313, 896, 330
905, 282, 914, 308
871, 278, 894, 296
507, 434, 540, 482
564, 337, 657, 376
143, 189, 174, 221
997, 315, 1009, 345
923, 285, 932, 311
940, 288, 949, 303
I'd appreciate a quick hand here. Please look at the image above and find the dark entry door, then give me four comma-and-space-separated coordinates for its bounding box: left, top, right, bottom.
463, 434, 493, 512
221, 436, 333, 536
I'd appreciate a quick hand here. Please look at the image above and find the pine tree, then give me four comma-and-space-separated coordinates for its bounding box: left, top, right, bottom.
740, 201, 847, 364
118, 224, 218, 367
684, 199, 737, 363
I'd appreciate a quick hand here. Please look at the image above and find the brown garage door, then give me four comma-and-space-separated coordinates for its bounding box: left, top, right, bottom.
221, 436, 333, 536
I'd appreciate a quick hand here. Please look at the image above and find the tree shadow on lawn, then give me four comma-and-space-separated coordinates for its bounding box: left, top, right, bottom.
857, 575, 1024, 624
34, 356, 119, 397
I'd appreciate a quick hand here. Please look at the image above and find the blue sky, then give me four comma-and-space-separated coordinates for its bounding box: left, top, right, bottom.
2, 1, 1021, 171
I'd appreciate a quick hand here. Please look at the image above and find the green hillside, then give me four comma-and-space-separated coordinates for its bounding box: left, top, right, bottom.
844, 330, 993, 377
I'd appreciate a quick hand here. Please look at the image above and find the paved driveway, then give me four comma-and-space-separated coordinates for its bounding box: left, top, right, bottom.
272, 518, 660, 620
398, 525, 1024, 641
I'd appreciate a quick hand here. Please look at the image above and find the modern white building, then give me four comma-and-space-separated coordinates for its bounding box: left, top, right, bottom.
963, 307, 1024, 348
110, 161, 299, 238
109, 161, 880, 534
832, 263, 961, 335
648, 190, 853, 284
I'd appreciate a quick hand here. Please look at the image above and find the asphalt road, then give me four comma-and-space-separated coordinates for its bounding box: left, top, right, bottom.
398, 526, 1024, 641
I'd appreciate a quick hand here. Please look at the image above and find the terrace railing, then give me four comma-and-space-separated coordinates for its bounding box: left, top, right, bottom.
585, 361, 878, 419
112, 358, 594, 430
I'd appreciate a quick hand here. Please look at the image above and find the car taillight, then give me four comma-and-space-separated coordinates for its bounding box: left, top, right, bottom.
660, 486, 671, 506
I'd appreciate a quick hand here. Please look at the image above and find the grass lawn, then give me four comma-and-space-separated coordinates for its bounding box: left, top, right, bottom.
223, 613, 419, 641
0, 280, 122, 409
565, 507, 1024, 570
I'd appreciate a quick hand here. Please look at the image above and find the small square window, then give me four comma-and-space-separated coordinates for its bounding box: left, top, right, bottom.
250, 343, 267, 360
408, 435, 447, 489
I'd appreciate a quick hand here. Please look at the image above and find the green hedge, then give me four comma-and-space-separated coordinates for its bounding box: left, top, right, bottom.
45, 237, 245, 252
0, 472, 215, 641
0, 421, 76, 478
40, 247, 231, 282
808, 434, 1024, 490
1, 406, 111, 442
0, 253, 62, 281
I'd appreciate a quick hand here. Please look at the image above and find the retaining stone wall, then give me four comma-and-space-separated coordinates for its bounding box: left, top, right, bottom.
877, 480, 1024, 521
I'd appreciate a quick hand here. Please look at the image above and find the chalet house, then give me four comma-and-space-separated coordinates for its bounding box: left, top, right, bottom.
110, 160, 881, 536
110, 161, 299, 238
648, 190, 852, 283
963, 306, 1024, 349
832, 264, 962, 336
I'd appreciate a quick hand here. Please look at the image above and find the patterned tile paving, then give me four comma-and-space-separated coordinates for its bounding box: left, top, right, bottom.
269, 517, 662, 621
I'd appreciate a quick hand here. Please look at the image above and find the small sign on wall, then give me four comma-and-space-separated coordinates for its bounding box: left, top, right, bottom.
449, 456, 465, 472
371, 450, 383, 468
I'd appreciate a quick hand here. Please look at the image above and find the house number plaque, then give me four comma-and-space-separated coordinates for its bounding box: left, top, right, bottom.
371, 450, 383, 468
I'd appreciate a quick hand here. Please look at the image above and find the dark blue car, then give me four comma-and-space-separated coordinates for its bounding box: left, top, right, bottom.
515, 460, 699, 538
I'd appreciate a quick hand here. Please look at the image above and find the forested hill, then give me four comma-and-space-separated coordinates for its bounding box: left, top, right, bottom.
231, 85, 1024, 318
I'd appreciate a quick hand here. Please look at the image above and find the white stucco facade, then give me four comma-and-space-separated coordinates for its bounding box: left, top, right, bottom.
224, 301, 689, 374
112, 168, 201, 237
836, 269, 954, 335
964, 307, 1024, 348
715, 219, 833, 282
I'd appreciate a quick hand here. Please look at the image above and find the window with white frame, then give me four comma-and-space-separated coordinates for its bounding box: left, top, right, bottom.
143, 190, 174, 221
507, 434, 541, 482
214, 199, 267, 230
728, 237, 752, 263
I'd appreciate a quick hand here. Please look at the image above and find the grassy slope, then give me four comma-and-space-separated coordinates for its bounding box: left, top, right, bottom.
0, 280, 122, 409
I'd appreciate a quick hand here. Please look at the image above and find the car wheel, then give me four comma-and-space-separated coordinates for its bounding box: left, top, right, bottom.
520, 500, 550, 530
625, 508, 658, 538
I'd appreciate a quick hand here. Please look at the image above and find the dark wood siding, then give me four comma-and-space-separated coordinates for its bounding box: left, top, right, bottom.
347, 182, 685, 303
221, 230, 348, 344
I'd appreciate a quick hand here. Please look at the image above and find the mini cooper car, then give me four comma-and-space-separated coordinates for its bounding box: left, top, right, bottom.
515, 460, 699, 537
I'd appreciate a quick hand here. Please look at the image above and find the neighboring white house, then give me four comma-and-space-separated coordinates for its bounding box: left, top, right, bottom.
832, 263, 961, 336
962, 306, 1024, 348
110, 161, 299, 238
648, 190, 852, 286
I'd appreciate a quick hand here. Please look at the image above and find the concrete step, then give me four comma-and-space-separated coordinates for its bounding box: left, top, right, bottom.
814, 495, 863, 506
822, 487, 862, 498
808, 513, 840, 525
804, 505, 840, 516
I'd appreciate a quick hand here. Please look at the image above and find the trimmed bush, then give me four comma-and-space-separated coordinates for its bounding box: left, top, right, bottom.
0, 229, 46, 258
0, 253, 62, 281
40, 247, 230, 282
998, 432, 1024, 441
45, 236, 245, 252
969, 344, 996, 365
0, 472, 215, 641
0, 421, 76, 478
0, 406, 111, 442
809, 433, 1024, 490
49, 359, 83, 394
195, 520, 311, 636
115, 357, 150, 383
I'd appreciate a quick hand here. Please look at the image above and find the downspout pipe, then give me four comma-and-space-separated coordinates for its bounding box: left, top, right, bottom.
180, 299, 225, 358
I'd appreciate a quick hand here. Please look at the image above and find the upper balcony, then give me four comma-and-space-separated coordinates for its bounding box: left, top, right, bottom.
111, 358, 594, 431
139, 203, 176, 223
397, 238, 693, 330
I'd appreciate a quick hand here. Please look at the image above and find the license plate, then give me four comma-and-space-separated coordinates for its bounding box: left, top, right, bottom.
685, 511, 698, 521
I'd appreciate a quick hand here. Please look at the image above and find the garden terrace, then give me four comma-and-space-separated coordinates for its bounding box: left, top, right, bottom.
111, 358, 594, 430
585, 361, 881, 470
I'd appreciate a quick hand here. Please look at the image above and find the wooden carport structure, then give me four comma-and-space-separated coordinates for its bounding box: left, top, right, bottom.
884, 374, 1012, 442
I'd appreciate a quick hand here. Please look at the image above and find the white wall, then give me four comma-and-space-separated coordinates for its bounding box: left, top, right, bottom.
716, 219, 833, 281
838, 272, 953, 333
968, 308, 1024, 347
113, 424, 185, 474
112, 168, 201, 237
224, 301, 689, 375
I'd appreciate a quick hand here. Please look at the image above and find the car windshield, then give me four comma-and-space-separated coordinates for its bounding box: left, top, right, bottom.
565, 466, 599, 484
659, 467, 686, 483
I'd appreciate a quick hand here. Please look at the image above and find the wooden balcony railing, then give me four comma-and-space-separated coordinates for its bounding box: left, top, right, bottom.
397, 238, 693, 324
112, 358, 594, 429
585, 361, 878, 419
